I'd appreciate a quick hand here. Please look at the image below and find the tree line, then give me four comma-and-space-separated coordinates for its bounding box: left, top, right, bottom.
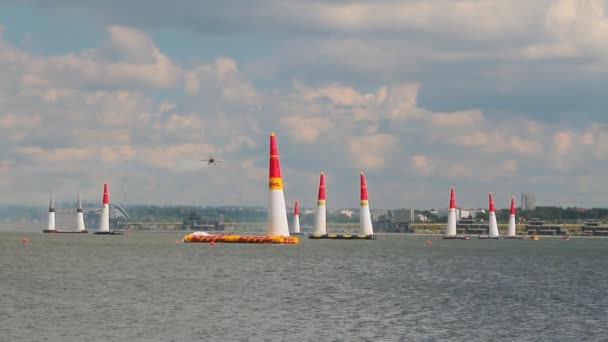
421, 206, 608, 224
2, 204, 607, 224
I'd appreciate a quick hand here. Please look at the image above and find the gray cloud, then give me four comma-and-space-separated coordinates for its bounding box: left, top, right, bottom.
13, 1, 608, 125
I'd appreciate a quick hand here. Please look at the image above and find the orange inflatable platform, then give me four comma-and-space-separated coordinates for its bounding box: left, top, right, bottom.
183, 233, 299, 244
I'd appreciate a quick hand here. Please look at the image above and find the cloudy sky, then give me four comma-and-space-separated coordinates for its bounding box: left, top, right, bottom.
1, 0, 608, 209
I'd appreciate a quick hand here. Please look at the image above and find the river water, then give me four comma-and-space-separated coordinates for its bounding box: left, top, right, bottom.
1, 232, 607, 341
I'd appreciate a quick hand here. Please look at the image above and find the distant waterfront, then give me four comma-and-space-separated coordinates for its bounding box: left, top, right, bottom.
1, 222, 598, 237
4, 205, 608, 225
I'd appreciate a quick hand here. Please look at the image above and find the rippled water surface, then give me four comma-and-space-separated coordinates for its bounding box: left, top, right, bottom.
1, 232, 607, 341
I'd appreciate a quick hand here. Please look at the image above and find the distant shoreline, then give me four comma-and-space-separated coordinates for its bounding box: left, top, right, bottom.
2, 228, 607, 239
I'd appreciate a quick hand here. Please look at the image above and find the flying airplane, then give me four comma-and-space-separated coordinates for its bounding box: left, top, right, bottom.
201, 156, 224, 166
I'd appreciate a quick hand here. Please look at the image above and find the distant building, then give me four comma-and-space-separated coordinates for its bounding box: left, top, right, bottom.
436, 208, 449, 218
391, 209, 415, 223
180, 212, 225, 231
521, 193, 536, 211
438, 208, 479, 220
467, 209, 486, 219
581, 220, 608, 236
525, 218, 565, 236
369, 209, 414, 232
370, 209, 389, 220
456, 218, 489, 235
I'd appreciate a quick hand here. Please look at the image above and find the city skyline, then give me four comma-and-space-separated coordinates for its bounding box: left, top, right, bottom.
1, 1, 608, 208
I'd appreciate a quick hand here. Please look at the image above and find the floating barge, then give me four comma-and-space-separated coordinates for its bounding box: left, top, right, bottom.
478, 235, 500, 240
308, 233, 376, 240
503, 236, 525, 240
183, 233, 299, 244
442, 235, 470, 240
43, 230, 88, 234
93, 231, 123, 235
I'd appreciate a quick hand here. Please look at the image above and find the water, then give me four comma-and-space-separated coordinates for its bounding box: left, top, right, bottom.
1, 232, 607, 341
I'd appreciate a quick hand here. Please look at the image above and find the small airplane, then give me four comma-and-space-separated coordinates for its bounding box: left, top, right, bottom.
201, 156, 224, 166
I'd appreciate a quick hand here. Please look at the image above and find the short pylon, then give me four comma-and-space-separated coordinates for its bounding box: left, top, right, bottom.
488, 192, 499, 237
98, 183, 110, 232
46, 192, 56, 232
76, 192, 86, 232
313, 173, 327, 235
445, 187, 457, 236
292, 200, 301, 234
359, 172, 374, 235
507, 196, 516, 237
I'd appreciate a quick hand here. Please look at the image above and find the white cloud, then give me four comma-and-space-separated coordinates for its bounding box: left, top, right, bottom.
580, 123, 608, 161
2, 26, 182, 91
0, 114, 41, 129
544, 0, 608, 61
553, 130, 574, 156
411, 155, 432, 175
431, 110, 484, 127
165, 114, 203, 132
347, 134, 397, 170
186, 58, 261, 104
510, 136, 543, 156
280, 116, 334, 143
297, 83, 368, 106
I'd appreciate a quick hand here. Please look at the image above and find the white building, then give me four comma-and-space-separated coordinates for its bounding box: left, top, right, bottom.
438, 208, 486, 220
340, 209, 354, 218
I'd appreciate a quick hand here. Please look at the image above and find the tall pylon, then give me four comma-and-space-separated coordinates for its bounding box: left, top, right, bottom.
266, 132, 290, 236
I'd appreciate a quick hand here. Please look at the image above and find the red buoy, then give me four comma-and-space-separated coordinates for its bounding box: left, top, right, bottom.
426, 240, 432, 246
210, 241, 216, 246
21, 237, 29, 243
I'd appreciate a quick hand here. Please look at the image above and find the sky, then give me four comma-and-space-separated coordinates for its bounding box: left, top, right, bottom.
1, 0, 608, 209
